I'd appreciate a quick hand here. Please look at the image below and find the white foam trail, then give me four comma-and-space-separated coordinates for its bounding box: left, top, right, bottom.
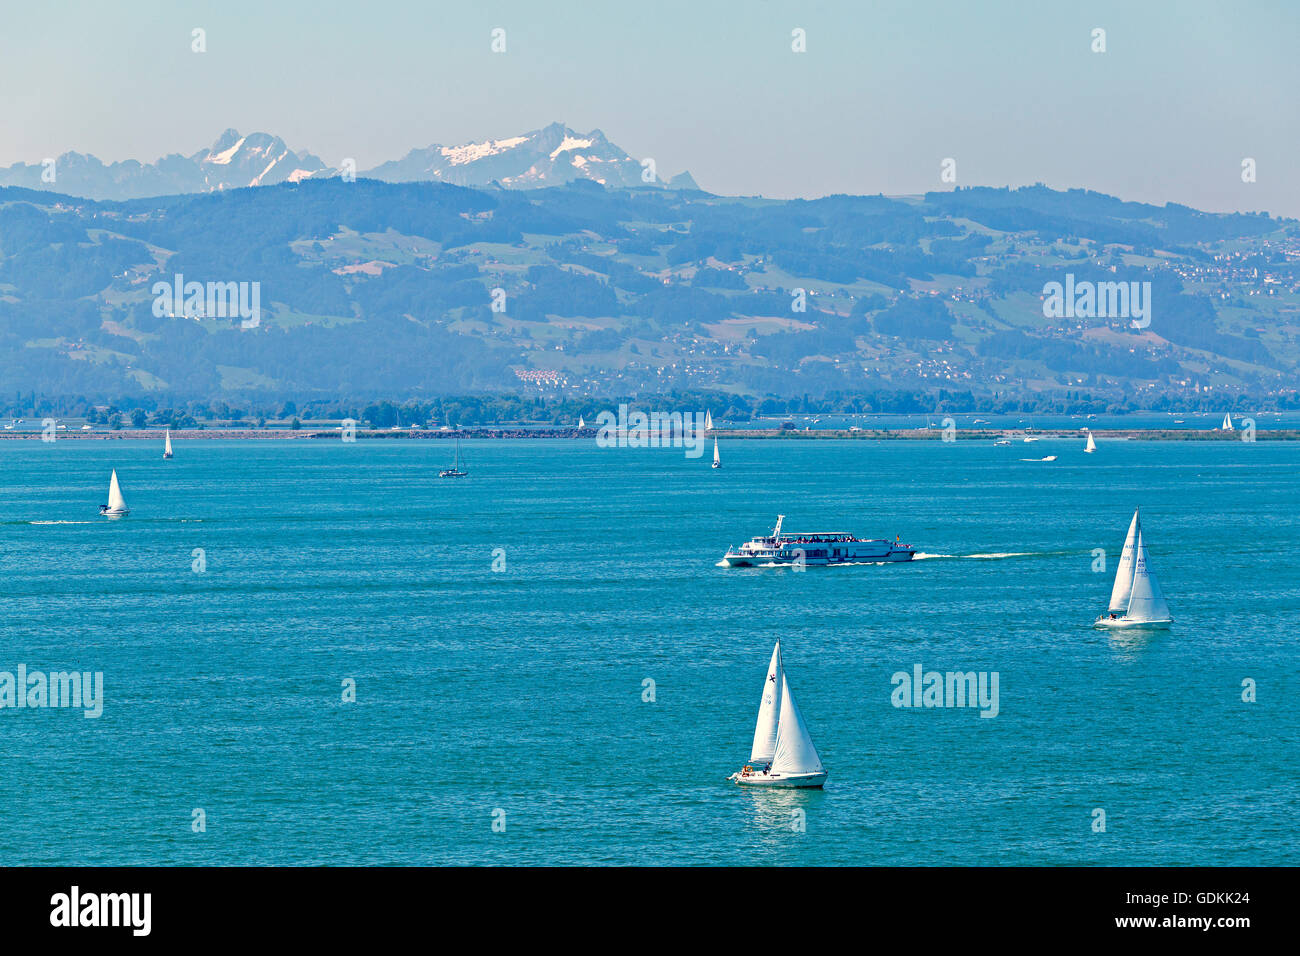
28, 520, 92, 525
965, 552, 1034, 559
911, 552, 954, 560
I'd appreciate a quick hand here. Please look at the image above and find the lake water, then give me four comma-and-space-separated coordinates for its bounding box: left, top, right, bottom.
1, 437, 1295, 865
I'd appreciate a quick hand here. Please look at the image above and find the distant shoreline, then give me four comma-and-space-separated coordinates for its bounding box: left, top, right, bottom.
2, 428, 1297, 441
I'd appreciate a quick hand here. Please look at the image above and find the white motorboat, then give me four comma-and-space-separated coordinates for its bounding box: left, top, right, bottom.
722, 515, 914, 566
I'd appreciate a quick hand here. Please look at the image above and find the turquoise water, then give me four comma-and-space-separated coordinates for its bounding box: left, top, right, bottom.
1, 437, 1295, 865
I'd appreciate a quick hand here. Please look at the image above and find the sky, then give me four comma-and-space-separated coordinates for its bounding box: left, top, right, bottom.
1, 0, 1297, 216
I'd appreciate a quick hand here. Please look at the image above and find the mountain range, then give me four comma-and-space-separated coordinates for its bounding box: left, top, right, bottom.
0, 123, 698, 201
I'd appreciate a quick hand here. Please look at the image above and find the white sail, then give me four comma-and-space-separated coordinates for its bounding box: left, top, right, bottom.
1108, 509, 1140, 612
748, 642, 783, 765
164, 429, 173, 457
1125, 531, 1172, 623
578, 415, 585, 429
705, 410, 713, 431
107, 469, 127, 512
1222, 413, 1233, 430
713, 438, 720, 465
1085, 431, 1096, 453
770, 672, 824, 776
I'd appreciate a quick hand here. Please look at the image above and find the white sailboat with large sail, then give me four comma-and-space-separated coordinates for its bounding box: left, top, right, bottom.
99, 469, 129, 516
1096, 510, 1172, 628
711, 437, 721, 469
1220, 413, 1234, 431
729, 641, 827, 788
705, 410, 714, 431
578, 415, 586, 430
163, 429, 174, 459
1084, 430, 1096, 453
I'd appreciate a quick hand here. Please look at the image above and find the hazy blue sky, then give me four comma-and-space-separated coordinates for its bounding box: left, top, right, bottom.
2, 0, 1296, 215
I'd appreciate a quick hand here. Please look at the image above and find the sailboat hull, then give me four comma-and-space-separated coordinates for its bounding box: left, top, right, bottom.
1094, 616, 1172, 629
99, 507, 129, 517
730, 770, 827, 789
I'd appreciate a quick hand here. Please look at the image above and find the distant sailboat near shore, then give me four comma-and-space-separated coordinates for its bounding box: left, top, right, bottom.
728, 641, 827, 788
712, 438, 721, 469
578, 415, 585, 430
439, 438, 468, 478
1221, 413, 1234, 431
99, 469, 129, 516
1084, 431, 1096, 453
163, 429, 173, 459
1096, 509, 1172, 628
705, 410, 714, 431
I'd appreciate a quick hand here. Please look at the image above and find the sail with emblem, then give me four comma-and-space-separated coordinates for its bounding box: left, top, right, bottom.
748, 642, 783, 765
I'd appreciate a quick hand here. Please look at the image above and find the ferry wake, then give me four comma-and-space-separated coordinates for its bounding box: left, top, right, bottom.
721, 515, 914, 567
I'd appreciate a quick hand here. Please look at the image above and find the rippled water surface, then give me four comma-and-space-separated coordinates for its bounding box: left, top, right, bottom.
1, 437, 1295, 864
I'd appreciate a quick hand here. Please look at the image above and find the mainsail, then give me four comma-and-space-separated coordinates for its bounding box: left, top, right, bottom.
1222, 413, 1234, 431
578, 415, 585, 429
748, 642, 783, 765
705, 410, 714, 431
1085, 431, 1096, 453
770, 672, 824, 777
1125, 531, 1172, 623
713, 438, 720, 466
107, 469, 127, 512
164, 429, 173, 457
1108, 510, 1140, 612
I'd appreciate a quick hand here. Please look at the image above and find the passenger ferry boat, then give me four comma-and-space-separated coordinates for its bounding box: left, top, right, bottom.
721, 515, 914, 567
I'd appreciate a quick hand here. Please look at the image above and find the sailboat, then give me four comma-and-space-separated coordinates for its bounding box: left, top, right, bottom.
1221, 413, 1234, 431
728, 641, 827, 788
439, 437, 468, 478
1095, 510, 1172, 628
711, 437, 721, 469
99, 469, 129, 516
705, 410, 714, 431
1084, 430, 1096, 453
578, 415, 586, 430
163, 429, 174, 459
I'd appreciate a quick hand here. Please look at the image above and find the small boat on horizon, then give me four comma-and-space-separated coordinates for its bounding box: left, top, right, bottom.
711, 437, 721, 469
1096, 509, 1173, 629
439, 437, 468, 478
163, 429, 173, 459
99, 469, 129, 516
1084, 431, 1096, 454
1220, 413, 1234, 431
728, 641, 827, 789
